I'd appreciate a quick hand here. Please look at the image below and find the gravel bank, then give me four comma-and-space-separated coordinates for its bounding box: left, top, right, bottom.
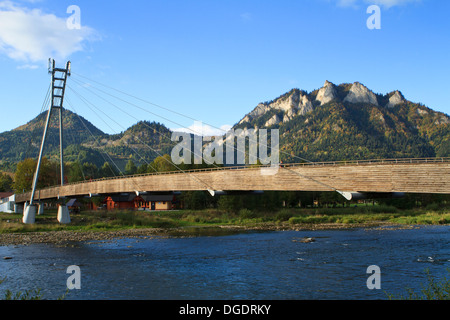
0, 221, 410, 246
0, 228, 171, 246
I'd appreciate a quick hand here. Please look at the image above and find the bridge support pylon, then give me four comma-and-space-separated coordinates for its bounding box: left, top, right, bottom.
23, 205, 37, 224
38, 203, 44, 215
24, 59, 71, 224
57, 205, 71, 224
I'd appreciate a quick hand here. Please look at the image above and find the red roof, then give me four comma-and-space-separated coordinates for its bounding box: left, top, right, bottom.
0, 192, 14, 199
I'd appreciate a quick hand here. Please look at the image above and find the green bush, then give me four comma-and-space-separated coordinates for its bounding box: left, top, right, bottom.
425, 202, 441, 212
275, 209, 294, 221
289, 215, 337, 224
238, 208, 256, 219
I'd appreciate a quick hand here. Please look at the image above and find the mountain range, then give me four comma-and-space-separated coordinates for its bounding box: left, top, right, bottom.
234, 81, 449, 162
0, 80, 449, 172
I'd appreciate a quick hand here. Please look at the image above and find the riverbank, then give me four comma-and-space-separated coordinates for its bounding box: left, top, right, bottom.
0, 206, 448, 246
0, 222, 416, 246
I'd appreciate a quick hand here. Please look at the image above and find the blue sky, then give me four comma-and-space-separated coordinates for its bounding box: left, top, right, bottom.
0, 0, 449, 135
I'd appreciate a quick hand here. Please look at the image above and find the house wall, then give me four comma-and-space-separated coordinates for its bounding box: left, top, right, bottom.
118, 202, 135, 209
0, 195, 15, 213
154, 201, 171, 210
105, 196, 173, 211
105, 197, 137, 210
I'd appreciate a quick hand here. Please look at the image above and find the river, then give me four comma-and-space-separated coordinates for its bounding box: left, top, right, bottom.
0, 225, 449, 300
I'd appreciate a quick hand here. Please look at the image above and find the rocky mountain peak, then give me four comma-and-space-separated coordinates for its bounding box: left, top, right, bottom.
315, 80, 337, 106
239, 89, 314, 126
344, 82, 378, 106
386, 90, 405, 108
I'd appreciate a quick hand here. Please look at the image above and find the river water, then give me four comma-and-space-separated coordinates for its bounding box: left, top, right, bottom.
0, 226, 449, 300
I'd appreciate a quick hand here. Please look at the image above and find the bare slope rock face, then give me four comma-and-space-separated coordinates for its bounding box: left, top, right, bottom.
315, 80, 337, 106
238, 89, 314, 127
344, 82, 379, 106
386, 90, 406, 108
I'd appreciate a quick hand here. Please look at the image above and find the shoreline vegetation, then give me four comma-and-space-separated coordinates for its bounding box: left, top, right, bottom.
1, 205, 449, 246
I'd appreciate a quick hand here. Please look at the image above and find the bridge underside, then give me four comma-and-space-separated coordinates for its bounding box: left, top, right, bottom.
15, 161, 450, 204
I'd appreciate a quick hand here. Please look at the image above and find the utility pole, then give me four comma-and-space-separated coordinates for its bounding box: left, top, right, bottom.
23, 59, 71, 224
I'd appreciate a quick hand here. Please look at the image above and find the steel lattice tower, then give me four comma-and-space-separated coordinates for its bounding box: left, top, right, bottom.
23, 59, 71, 224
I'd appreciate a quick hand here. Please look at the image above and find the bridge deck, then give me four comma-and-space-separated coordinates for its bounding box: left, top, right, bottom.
15, 158, 450, 203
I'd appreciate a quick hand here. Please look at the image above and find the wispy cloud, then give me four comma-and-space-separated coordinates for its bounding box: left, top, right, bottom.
336, 0, 420, 8
370, 0, 421, 8
16, 63, 39, 69
240, 12, 252, 22
0, 1, 98, 64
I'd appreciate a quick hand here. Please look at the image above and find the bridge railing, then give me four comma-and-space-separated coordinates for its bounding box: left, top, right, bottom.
62, 157, 450, 185
16, 157, 450, 195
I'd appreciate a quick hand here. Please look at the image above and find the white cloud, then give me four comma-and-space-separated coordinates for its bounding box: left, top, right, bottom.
0, 1, 98, 64
172, 123, 232, 137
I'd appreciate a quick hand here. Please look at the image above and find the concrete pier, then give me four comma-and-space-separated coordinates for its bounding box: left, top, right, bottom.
57, 205, 71, 224
38, 203, 44, 215
23, 205, 37, 224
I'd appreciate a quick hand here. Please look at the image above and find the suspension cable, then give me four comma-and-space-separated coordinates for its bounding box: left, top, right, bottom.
66, 86, 217, 194
66, 87, 158, 173
71, 72, 313, 164
64, 98, 123, 179
69, 79, 222, 170
70, 76, 284, 166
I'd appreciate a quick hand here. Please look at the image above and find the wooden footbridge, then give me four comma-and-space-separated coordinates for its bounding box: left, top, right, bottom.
15, 157, 450, 204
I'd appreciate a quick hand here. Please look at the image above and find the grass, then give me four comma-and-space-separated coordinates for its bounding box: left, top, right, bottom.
0, 277, 42, 300
0, 210, 183, 234
288, 211, 450, 225
0, 204, 449, 234
0, 277, 68, 300
287, 205, 450, 226
387, 269, 450, 300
